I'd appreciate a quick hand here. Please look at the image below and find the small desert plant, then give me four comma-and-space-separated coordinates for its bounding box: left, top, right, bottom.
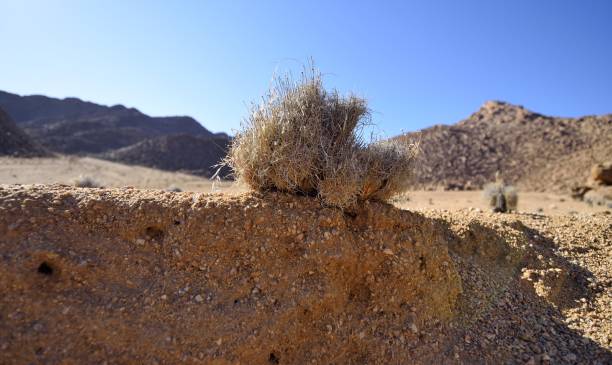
483, 173, 518, 213
73, 175, 102, 188
224, 66, 417, 209
165, 185, 183, 192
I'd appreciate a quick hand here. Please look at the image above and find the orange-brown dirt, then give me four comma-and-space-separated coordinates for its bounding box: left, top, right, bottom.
0, 185, 610, 364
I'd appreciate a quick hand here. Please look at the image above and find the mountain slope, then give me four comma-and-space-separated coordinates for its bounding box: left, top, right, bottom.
397, 101, 612, 192
0, 107, 49, 157
102, 134, 231, 177
0, 90, 216, 154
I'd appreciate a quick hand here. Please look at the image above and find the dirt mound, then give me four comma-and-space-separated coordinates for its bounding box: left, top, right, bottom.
1, 186, 610, 364
0, 107, 49, 157
0, 186, 461, 364
397, 101, 612, 192
102, 134, 231, 178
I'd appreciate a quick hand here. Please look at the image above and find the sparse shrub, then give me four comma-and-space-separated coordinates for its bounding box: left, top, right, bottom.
483, 173, 518, 213
73, 175, 102, 188
224, 67, 417, 209
165, 185, 183, 192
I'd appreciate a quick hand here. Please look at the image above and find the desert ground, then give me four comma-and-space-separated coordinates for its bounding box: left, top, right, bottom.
0, 156, 610, 364
1, 156, 608, 216
0, 156, 239, 194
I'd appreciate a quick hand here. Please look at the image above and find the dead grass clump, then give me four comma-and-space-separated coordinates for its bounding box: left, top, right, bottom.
165, 185, 183, 192
225, 67, 417, 209
483, 173, 518, 212
360, 141, 416, 201
73, 175, 102, 188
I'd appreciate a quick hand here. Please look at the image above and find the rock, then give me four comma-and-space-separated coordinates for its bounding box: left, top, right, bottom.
590, 162, 612, 186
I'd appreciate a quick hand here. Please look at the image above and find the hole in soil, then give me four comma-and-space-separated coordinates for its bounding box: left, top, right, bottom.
173, 220, 181, 226
37, 262, 54, 276
145, 226, 165, 241
268, 352, 280, 364
344, 211, 357, 219
419, 256, 426, 271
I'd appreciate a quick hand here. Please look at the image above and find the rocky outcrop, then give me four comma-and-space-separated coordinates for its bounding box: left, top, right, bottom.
590, 162, 612, 186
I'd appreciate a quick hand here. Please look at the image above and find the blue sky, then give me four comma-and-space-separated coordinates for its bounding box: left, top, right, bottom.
1, 0, 611, 136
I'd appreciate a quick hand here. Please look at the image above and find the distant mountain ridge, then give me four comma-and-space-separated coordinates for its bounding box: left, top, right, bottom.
397, 101, 612, 192
0, 90, 222, 154
0, 90, 230, 177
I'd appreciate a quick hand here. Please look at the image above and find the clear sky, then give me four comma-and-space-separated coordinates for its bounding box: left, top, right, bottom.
1, 0, 611, 136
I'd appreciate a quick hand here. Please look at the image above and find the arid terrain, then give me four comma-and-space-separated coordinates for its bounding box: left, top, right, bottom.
0, 185, 609, 364
0, 154, 610, 364
0, 156, 238, 194
0, 94, 610, 364
2, 156, 609, 216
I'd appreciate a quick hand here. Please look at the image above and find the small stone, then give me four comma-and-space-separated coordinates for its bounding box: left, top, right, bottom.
195, 294, 204, 303
215, 338, 222, 346
409, 323, 418, 333
161, 295, 168, 300
383, 249, 394, 256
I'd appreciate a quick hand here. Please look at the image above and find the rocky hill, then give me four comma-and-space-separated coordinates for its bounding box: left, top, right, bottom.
0, 90, 223, 154
0, 107, 49, 157
397, 101, 612, 192
102, 134, 231, 177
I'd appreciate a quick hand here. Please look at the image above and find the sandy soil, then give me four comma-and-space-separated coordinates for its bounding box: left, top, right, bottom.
1, 157, 608, 216
394, 190, 610, 216
0, 156, 241, 194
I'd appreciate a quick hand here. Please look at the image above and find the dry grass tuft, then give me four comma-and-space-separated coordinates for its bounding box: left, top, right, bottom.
483, 173, 518, 212
73, 175, 102, 188
165, 185, 183, 192
225, 67, 417, 209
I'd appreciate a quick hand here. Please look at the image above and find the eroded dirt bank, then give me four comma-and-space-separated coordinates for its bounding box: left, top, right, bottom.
0, 185, 610, 364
